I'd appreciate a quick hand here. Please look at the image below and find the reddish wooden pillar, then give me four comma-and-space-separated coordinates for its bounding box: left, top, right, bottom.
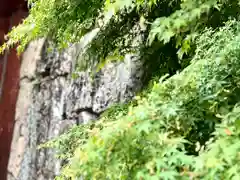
0, 8, 27, 180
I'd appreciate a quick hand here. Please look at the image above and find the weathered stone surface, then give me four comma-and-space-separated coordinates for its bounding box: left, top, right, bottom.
7, 39, 45, 180
8, 26, 144, 180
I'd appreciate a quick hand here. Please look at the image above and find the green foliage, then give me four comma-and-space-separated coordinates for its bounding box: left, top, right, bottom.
41, 20, 240, 179
2, 0, 240, 65
7, 0, 240, 179
39, 103, 129, 154
1, 0, 103, 53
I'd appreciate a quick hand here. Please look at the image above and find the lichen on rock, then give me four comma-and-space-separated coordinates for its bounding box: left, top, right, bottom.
8, 26, 144, 180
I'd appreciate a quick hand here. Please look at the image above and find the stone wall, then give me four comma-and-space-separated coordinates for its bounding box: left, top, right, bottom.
8, 27, 144, 180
